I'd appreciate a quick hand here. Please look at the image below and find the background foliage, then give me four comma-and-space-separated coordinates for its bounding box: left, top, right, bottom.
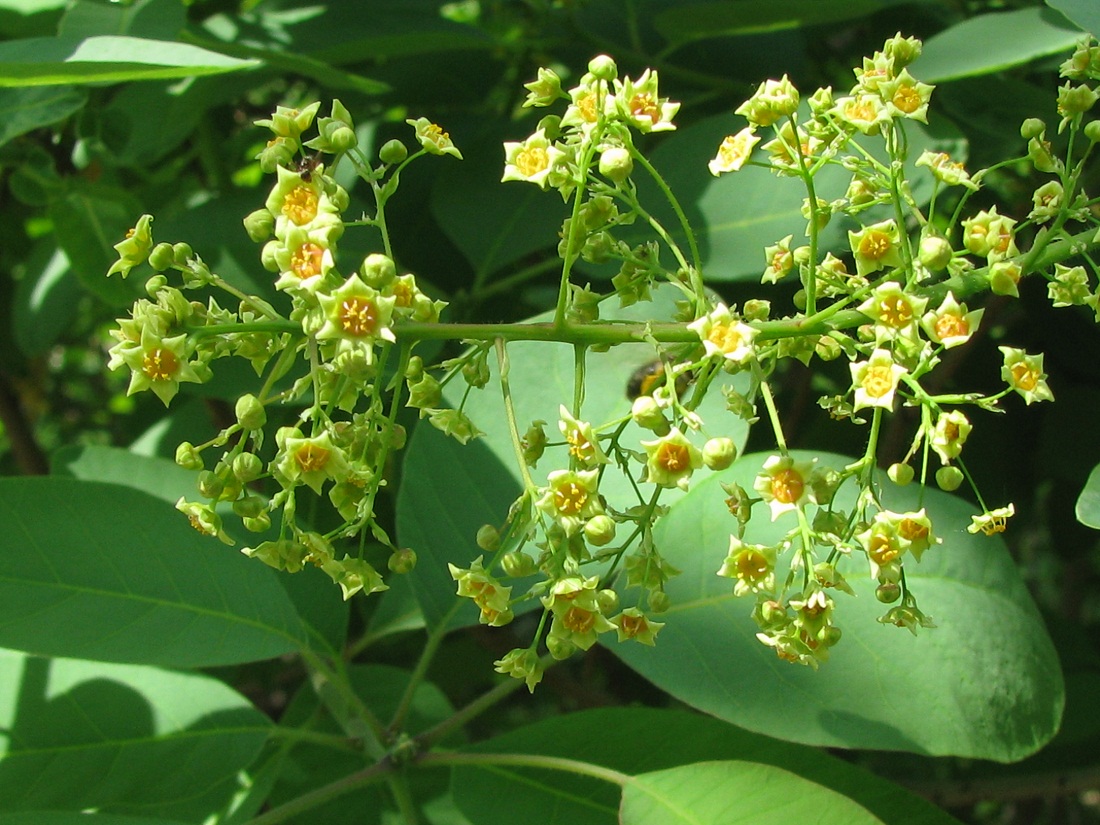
0, 0, 1098, 823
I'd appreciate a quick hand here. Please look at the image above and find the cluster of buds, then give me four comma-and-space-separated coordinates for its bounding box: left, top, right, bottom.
106, 102, 461, 598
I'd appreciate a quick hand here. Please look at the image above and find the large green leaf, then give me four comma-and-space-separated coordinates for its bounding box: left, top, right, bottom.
1076, 462, 1100, 529
0, 85, 86, 148
0, 648, 270, 813
397, 286, 751, 630
12, 245, 82, 357
622, 761, 881, 825
0, 815, 182, 825
607, 451, 1063, 761
630, 111, 965, 281
51, 445, 351, 654
1047, 0, 1100, 36
654, 0, 902, 42
452, 708, 960, 825
0, 35, 260, 86
0, 477, 307, 667
915, 8, 1082, 83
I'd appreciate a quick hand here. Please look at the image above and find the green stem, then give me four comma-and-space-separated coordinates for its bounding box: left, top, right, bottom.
416, 750, 631, 786
245, 762, 391, 825
388, 599, 463, 734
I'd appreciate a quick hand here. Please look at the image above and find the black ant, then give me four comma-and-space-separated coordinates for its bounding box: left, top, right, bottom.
295, 152, 323, 182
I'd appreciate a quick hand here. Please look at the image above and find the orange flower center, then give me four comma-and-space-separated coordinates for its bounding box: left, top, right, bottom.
142, 347, 179, 381
1010, 362, 1040, 391
899, 518, 929, 543
859, 230, 894, 262
868, 532, 900, 565
862, 364, 895, 399
771, 468, 804, 504
934, 313, 968, 340
618, 613, 646, 638
708, 323, 744, 354
878, 294, 912, 327
282, 185, 319, 226
657, 441, 691, 473
338, 296, 378, 337
736, 548, 770, 582
553, 481, 588, 515
291, 242, 324, 280
294, 442, 330, 474
892, 85, 921, 114
515, 146, 549, 177
563, 605, 596, 634
630, 93, 661, 123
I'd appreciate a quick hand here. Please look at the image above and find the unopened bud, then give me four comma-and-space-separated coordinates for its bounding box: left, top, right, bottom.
584, 514, 617, 547
388, 547, 417, 574
379, 138, 408, 165
235, 394, 267, 430
935, 465, 964, 492
702, 437, 736, 471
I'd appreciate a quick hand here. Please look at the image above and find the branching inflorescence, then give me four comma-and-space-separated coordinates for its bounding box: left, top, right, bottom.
105, 35, 1100, 688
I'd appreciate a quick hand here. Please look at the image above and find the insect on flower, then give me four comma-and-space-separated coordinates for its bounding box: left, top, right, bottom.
295, 152, 323, 182
626, 360, 693, 400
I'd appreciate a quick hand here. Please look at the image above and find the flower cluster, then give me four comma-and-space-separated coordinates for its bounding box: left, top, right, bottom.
106, 103, 458, 598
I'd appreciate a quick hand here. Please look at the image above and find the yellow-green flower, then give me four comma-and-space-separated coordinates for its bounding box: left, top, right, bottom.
535, 469, 604, 535
850, 348, 906, 411
999, 346, 1054, 404
315, 273, 397, 363
920, 293, 982, 348
107, 214, 155, 279
849, 220, 904, 277
717, 536, 777, 596
407, 117, 462, 159
688, 303, 757, 364
502, 129, 566, 188
118, 325, 203, 406
708, 127, 759, 175
754, 454, 815, 521
641, 427, 703, 490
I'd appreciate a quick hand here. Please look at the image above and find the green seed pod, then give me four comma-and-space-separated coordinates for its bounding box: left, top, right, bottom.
887, 462, 914, 486
875, 582, 902, 603
647, 590, 671, 614
388, 547, 417, 574
935, 465, 964, 492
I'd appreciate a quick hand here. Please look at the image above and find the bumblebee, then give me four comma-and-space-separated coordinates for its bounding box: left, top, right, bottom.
626, 360, 693, 400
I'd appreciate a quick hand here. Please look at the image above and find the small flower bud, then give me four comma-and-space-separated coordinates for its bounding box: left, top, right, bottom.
702, 437, 736, 470
389, 423, 407, 450
521, 420, 547, 466
742, 299, 770, 321
388, 547, 417, 574
147, 242, 175, 272
329, 125, 358, 153
584, 514, 617, 547
379, 138, 408, 165
361, 253, 396, 287
233, 495, 265, 519
935, 465, 964, 492
197, 470, 224, 500
260, 240, 280, 272
918, 233, 952, 271
243, 512, 272, 533
405, 355, 424, 380
1020, 118, 1045, 139
631, 395, 670, 435
144, 273, 168, 297
476, 524, 500, 551
988, 261, 1022, 297
233, 452, 263, 483
172, 242, 193, 266
406, 373, 441, 410
888, 462, 914, 485
501, 551, 537, 578
598, 146, 633, 183
647, 590, 671, 614
243, 209, 274, 243
597, 588, 619, 615
588, 54, 617, 81
792, 289, 807, 310
546, 634, 576, 660
462, 357, 490, 388
175, 441, 204, 471
537, 114, 562, 141
875, 582, 902, 603
235, 394, 267, 430
1086, 120, 1100, 143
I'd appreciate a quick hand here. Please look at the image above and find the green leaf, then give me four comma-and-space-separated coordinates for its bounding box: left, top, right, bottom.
270, 664, 457, 825
1075, 463, 1100, 528
622, 761, 882, 825
654, 0, 900, 43
397, 286, 751, 630
632, 112, 964, 281
47, 185, 146, 307
453, 708, 961, 825
0, 85, 86, 148
1047, 0, 1100, 36
58, 0, 187, 41
12, 245, 82, 357
608, 451, 1064, 761
0, 35, 260, 86
0, 815, 183, 825
0, 648, 270, 813
915, 8, 1082, 83
432, 121, 567, 277
51, 445, 351, 654
0, 477, 307, 667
